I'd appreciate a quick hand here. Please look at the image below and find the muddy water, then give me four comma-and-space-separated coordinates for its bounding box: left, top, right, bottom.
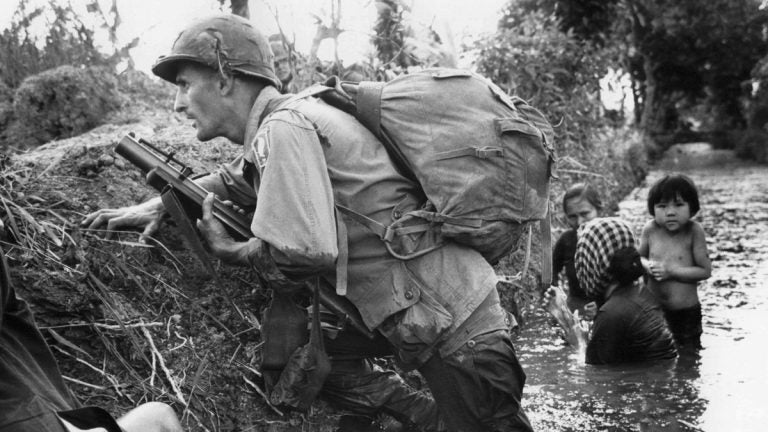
518, 144, 768, 431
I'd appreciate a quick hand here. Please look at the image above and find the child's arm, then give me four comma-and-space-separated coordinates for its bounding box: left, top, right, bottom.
638, 221, 652, 274
658, 222, 712, 283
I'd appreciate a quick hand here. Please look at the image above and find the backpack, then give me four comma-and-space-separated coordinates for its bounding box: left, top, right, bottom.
293, 68, 555, 285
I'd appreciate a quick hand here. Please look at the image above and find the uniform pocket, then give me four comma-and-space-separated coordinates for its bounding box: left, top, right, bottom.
378, 274, 454, 366
399, 288, 453, 346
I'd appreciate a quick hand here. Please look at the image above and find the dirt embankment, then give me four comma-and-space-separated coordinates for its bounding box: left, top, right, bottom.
1, 104, 349, 430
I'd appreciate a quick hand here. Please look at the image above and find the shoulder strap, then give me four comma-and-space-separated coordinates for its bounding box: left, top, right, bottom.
355, 82, 416, 182
259, 84, 336, 125
278, 85, 335, 111
355, 81, 385, 135
334, 207, 348, 296
258, 93, 294, 123
539, 206, 553, 290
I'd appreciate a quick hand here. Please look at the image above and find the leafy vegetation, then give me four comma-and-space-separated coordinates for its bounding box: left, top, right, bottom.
1, 1, 768, 430
12, 65, 122, 146
0, 0, 115, 89
0, 0, 133, 151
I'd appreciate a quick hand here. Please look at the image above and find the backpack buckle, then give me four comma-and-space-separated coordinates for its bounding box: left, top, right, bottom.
475, 146, 503, 159
382, 225, 396, 242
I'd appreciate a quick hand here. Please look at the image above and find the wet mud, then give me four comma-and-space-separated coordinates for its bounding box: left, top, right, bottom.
519, 143, 768, 431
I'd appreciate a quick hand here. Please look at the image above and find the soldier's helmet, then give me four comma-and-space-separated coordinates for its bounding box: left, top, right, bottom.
152, 14, 281, 89
270, 40, 289, 62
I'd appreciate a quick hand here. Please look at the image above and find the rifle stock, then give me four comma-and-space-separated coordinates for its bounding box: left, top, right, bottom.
115, 133, 374, 338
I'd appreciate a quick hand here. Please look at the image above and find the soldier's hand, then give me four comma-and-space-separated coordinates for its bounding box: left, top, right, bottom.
81, 197, 164, 243
197, 193, 244, 263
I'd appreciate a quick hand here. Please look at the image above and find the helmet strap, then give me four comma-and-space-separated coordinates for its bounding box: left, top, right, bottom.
214, 38, 233, 80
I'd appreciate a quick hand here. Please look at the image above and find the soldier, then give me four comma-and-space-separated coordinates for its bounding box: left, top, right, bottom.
269, 36, 299, 94
83, 14, 532, 432
0, 245, 183, 432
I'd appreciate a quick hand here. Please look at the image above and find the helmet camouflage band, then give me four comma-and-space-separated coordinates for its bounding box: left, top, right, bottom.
152, 14, 281, 89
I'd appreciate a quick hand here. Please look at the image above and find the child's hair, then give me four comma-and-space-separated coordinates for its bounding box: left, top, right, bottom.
646, 174, 700, 216
562, 182, 603, 213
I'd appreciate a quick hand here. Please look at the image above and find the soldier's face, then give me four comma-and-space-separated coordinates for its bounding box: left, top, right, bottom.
274, 58, 291, 83
173, 63, 226, 142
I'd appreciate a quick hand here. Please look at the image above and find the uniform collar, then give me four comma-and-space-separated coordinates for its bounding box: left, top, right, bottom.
244, 86, 282, 148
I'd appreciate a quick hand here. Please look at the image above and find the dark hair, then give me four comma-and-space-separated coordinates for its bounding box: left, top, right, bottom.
562, 182, 603, 213
607, 247, 644, 286
646, 174, 700, 216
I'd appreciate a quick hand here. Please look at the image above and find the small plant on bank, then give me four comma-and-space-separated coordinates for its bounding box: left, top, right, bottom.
12, 65, 122, 146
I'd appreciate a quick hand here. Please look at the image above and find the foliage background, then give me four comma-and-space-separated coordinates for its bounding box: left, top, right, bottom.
1, 0, 768, 430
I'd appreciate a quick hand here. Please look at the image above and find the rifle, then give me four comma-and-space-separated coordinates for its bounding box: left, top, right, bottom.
115, 132, 374, 338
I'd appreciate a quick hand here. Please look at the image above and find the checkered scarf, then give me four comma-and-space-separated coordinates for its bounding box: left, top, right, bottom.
575, 217, 637, 299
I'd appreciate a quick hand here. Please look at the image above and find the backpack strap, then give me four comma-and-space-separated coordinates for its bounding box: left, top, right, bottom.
272, 84, 334, 113
355, 81, 385, 135
355, 82, 417, 183
336, 204, 441, 260
334, 207, 348, 296
539, 206, 553, 290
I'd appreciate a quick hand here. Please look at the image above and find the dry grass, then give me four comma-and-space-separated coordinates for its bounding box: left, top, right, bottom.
1, 123, 343, 431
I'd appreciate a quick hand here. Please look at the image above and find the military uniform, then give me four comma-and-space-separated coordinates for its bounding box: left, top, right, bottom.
150, 14, 532, 431
197, 86, 533, 431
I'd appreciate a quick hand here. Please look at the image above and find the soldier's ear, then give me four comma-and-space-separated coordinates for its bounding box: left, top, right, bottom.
218, 71, 236, 95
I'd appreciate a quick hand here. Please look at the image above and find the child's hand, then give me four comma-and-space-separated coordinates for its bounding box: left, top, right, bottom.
648, 260, 671, 281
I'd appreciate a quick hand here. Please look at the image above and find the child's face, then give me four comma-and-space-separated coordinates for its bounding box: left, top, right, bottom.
565, 197, 599, 229
653, 195, 691, 232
